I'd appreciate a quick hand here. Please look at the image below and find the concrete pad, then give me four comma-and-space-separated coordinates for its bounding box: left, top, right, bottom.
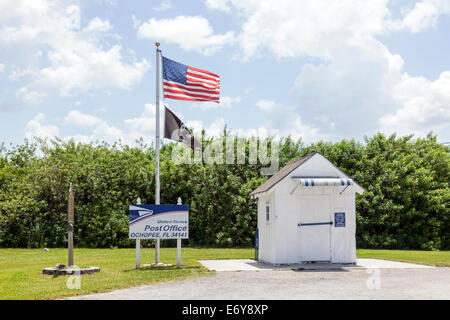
199, 259, 290, 271
198, 258, 434, 271
42, 266, 100, 275
355, 258, 434, 269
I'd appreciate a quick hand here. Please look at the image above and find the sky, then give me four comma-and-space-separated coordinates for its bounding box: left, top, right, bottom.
1, 0, 450, 147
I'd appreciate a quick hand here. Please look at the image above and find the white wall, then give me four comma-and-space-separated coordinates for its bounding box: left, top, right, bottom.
330, 190, 357, 263
256, 153, 358, 265
257, 192, 276, 263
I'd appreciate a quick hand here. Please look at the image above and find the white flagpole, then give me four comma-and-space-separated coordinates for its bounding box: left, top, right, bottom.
155, 41, 161, 264
136, 197, 141, 269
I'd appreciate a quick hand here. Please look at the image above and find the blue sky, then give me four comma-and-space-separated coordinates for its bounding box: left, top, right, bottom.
1, 0, 449, 147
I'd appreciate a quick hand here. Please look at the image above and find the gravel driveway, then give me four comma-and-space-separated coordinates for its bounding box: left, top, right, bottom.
71, 267, 450, 300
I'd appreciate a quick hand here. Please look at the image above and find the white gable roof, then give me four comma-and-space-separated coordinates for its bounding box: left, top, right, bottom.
290, 152, 365, 194
251, 151, 365, 197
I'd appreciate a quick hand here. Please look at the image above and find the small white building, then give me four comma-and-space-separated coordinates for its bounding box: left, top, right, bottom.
251, 151, 365, 265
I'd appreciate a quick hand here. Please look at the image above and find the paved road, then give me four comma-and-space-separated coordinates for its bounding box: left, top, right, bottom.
71, 268, 450, 300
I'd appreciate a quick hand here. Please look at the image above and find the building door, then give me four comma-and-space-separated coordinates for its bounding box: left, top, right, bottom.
298, 195, 332, 262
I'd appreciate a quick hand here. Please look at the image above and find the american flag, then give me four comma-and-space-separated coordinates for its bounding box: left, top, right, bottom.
162, 56, 220, 103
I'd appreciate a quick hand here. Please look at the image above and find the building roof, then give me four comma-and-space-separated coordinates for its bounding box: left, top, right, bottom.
250, 151, 317, 196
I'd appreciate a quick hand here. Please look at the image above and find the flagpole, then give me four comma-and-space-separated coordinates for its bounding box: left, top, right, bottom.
155, 41, 161, 264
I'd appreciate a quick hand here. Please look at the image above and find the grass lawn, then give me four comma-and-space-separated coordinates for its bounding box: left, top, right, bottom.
0, 247, 448, 300
356, 249, 450, 267
0, 247, 253, 300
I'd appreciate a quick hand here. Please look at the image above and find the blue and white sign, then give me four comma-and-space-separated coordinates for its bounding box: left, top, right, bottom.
129, 204, 189, 239
334, 212, 346, 227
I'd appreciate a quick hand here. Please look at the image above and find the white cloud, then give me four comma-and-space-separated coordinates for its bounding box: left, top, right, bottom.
57, 104, 223, 144
39, 45, 149, 96
288, 22, 449, 139
224, 0, 450, 59
391, 0, 450, 33
131, 15, 142, 29
153, 0, 173, 12
291, 36, 405, 138
221, 95, 241, 107
0, 63, 4, 72
230, 0, 391, 60
379, 71, 450, 136
52, 103, 164, 145
9, 67, 36, 81
186, 118, 226, 137
136, 15, 235, 55
12, 0, 450, 143
123, 103, 160, 141
254, 100, 326, 142
16, 87, 46, 104
186, 104, 325, 142
191, 95, 241, 110
83, 17, 112, 33
65, 5, 80, 29
25, 101, 324, 145
0, 0, 149, 104
204, 0, 232, 13
91, 121, 124, 142
25, 113, 59, 139
187, 99, 325, 142
65, 110, 102, 127
256, 99, 276, 111
213, 0, 450, 140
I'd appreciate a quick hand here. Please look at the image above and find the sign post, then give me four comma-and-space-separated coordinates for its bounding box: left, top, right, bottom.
177, 197, 182, 268
130, 202, 189, 268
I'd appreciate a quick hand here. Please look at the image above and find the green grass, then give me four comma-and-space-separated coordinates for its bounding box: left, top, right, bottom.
0, 247, 253, 300
0, 247, 448, 300
356, 249, 450, 267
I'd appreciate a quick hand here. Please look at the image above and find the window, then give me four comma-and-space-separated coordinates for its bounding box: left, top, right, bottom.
266, 203, 270, 222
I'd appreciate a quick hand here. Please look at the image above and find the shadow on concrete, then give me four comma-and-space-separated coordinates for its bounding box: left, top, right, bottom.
291, 267, 350, 273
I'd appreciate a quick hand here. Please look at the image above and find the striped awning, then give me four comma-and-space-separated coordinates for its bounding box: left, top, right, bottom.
292, 177, 353, 187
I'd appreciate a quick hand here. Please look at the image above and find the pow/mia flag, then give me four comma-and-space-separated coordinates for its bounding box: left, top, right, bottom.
164, 106, 202, 151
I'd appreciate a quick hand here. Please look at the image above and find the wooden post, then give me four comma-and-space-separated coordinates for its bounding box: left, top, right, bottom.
177, 197, 182, 268
68, 183, 74, 267
136, 197, 141, 269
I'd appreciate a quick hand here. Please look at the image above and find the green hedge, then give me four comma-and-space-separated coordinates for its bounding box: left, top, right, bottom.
0, 133, 448, 249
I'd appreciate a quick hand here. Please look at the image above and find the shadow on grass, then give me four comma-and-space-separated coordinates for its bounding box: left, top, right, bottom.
122, 265, 204, 272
